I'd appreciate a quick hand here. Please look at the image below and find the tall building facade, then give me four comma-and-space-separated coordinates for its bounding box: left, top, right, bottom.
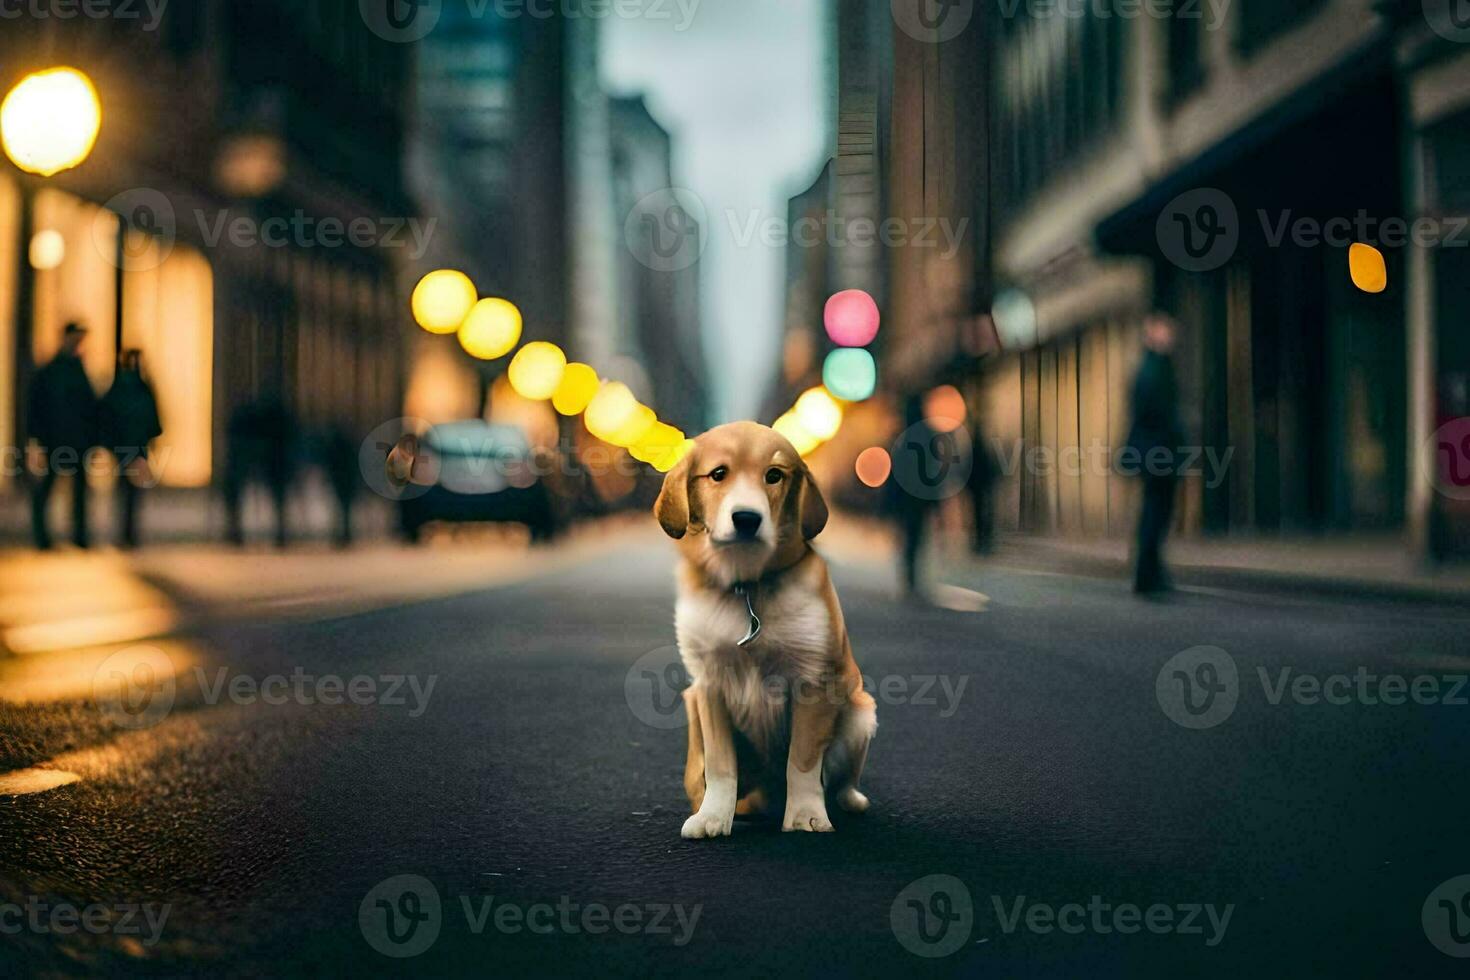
0, 0, 413, 494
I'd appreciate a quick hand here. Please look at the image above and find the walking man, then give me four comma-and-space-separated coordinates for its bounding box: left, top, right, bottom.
101, 349, 163, 548
1127, 314, 1186, 595
27, 322, 100, 550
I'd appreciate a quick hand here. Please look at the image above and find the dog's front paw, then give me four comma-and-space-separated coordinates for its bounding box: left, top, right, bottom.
781, 799, 834, 833
681, 807, 734, 839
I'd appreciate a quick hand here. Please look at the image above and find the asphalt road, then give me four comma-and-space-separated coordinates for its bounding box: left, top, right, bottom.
3, 530, 1470, 978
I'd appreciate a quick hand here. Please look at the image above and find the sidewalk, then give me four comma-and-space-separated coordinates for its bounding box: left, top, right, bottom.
942, 532, 1470, 604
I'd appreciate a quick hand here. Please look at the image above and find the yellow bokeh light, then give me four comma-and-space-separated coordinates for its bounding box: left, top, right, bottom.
457, 297, 522, 360
411, 269, 477, 335
661, 439, 695, 472
1349, 242, 1387, 294
552, 363, 600, 416
507, 341, 566, 400
1, 67, 102, 177
584, 382, 655, 447
773, 412, 822, 456
794, 387, 843, 441
631, 422, 684, 467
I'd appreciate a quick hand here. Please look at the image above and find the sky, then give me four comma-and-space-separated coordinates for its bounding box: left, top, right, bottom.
602, 0, 831, 422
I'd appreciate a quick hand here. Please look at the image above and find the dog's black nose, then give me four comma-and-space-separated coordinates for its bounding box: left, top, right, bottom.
731, 510, 763, 539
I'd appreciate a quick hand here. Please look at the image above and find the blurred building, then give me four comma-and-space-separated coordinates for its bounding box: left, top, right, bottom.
965, 0, 1465, 558
405, 0, 569, 424
0, 0, 412, 494
609, 95, 708, 434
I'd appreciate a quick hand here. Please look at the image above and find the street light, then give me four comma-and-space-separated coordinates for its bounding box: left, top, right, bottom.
457, 297, 523, 360
1, 67, 102, 177
411, 269, 477, 335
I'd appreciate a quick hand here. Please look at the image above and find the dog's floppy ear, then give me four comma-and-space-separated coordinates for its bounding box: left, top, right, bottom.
798, 462, 829, 540
655, 448, 695, 539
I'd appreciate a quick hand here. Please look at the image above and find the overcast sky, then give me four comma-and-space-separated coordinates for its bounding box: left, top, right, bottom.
603, 0, 830, 422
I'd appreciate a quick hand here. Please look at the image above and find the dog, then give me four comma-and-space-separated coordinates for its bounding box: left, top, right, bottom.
655, 421, 876, 837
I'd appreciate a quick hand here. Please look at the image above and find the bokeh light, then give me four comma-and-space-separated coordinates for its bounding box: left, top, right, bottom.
992, 288, 1037, 348
28, 229, 65, 270
1349, 242, 1387, 294
411, 270, 477, 335
1, 67, 101, 177
794, 386, 843, 441
823, 289, 880, 347
923, 385, 966, 433
552, 362, 599, 416
507, 341, 566, 400
823, 348, 877, 402
855, 446, 892, 488
631, 422, 685, 470
773, 412, 821, 456
585, 381, 655, 447
457, 297, 522, 360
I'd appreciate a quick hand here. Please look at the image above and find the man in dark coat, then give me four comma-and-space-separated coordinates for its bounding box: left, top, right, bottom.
1126, 315, 1186, 595
101, 349, 163, 548
27, 322, 100, 550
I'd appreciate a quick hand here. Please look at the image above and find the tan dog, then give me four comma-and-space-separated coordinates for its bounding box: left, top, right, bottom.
655, 421, 876, 837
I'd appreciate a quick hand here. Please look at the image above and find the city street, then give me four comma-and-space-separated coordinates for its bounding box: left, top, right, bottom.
3, 524, 1468, 977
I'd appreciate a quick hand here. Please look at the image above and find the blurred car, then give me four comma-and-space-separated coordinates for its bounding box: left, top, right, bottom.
398, 421, 556, 543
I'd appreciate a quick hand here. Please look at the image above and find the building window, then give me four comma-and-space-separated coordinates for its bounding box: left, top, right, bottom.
1237, 0, 1325, 53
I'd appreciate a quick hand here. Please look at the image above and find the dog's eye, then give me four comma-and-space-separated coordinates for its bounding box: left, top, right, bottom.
709, 466, 728, 483
765, 468, 784, 485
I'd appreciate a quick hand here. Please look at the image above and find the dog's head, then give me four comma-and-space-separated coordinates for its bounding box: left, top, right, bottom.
655, 421, 828, 584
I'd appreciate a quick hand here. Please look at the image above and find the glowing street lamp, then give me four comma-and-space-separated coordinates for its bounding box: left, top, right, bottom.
0, 67, 102, 177
507, 341, 566, 400
457, 297, 522, 360
412, 270, 477, 335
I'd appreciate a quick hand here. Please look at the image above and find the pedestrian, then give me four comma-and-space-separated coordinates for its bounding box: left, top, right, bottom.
319, 424, 358, 548
1126, 314, 1186, 595
967, 415, 1000, 555
100, 349, 163, 548
27, 322, 100, 550
888, 393, 942, 599
224, 395, 297, 548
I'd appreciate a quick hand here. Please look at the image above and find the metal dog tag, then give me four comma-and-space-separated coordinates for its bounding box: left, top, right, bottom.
733, 583, 762, 648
